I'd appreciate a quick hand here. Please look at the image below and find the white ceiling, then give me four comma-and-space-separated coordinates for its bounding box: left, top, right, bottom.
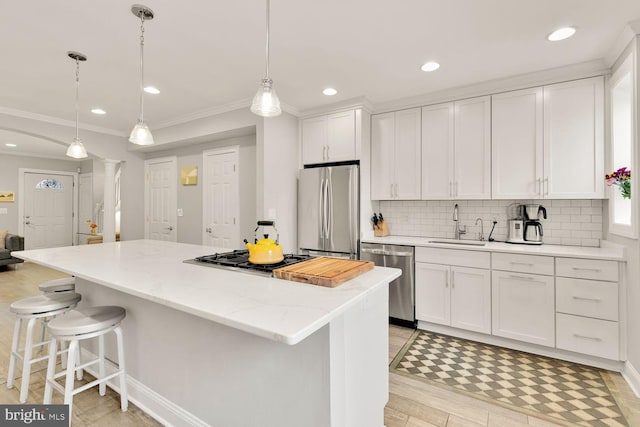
2, 0, 640, 156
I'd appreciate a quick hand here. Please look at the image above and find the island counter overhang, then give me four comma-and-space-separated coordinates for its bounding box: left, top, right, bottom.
14, 240, 401, 427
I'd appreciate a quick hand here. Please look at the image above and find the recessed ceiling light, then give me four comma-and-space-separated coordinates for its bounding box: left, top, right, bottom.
547, 27, 576, 41
5, 143, 17, 147
144, 86, 160, 94
323, 88, 337, 96
91, 108, 107, 115
421, 61, 440, 72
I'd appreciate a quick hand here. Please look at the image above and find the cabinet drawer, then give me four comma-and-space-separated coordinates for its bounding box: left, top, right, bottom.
492, 253, 554, 275
556, 313, 619, 360
416, 247, 490, 269
556, 278, 618, 321
556, 258, 618, 281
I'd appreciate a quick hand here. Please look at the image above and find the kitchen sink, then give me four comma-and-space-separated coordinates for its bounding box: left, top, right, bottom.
427, 239, 486, 247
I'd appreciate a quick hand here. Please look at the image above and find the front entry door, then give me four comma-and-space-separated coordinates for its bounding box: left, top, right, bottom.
23, 173, 74, 250
203, 147, 239, 249
145, 157, 177, 241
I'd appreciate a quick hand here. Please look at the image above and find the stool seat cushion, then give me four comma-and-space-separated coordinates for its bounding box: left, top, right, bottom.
48, 306, 126, 337
39, 277, 76, 293
10, 293, 82, 315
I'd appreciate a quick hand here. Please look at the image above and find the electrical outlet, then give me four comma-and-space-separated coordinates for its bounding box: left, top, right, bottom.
177, 208, 183, 217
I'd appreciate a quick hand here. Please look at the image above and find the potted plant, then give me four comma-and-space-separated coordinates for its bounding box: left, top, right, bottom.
605, 167, 631, 199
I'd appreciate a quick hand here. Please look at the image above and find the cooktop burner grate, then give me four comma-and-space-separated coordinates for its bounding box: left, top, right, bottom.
189, 250, 312, 273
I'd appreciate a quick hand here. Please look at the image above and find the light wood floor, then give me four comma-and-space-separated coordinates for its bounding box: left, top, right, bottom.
1, 263, 638, 426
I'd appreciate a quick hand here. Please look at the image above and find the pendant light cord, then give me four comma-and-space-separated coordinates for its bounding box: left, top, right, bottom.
139, 14, 146, 122
75, 57, 80, 141
265, 0, 270, 79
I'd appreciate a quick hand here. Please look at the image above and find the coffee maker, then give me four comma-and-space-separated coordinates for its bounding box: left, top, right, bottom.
506, 204, 547, 245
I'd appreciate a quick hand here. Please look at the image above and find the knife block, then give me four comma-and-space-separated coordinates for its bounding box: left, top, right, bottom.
374, 220, 390, 237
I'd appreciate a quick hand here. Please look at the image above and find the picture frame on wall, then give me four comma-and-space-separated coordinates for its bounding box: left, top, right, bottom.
181, 166, 198, 185
0, 191, 15, 202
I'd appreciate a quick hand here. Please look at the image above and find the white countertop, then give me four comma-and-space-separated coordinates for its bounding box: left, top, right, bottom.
362, 236, 626, 261
14, 240, 401, 345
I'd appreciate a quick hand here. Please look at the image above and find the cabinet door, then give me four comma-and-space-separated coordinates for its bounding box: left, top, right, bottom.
302, 116, 327, 165
415, 263, 450, 325
422, 103, 454, 199
454, 96, 491, 199
371, 113, 395, 199
543, 77, 604, 198
492, 88, 543, 199
450, 267, 491, 334
394, 108, 421, 199
492, 270, 555, 347
326, 110, 356, 162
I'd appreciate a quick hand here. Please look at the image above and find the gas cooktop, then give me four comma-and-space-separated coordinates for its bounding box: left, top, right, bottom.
184, 250, 312, 275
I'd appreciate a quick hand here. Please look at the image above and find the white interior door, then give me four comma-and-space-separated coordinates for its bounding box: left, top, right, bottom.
78, 173, 93, 235
145, 157, 177, 241
203, 147, 239, 249
23, 172, 74, 250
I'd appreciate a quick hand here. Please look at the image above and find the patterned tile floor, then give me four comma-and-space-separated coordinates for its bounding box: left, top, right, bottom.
391, 330, 630, 427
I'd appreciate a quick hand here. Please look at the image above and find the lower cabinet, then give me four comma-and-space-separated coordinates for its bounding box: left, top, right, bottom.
416, 262, 491, 334
491, 270, 555, 347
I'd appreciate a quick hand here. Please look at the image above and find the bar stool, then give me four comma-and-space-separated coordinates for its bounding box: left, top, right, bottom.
39, 277, 75, 293
7, 292, 82, 403
44, 306, 128, 416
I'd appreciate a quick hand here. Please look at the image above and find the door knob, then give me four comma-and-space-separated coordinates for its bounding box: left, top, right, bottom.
166, 226, 174, 231
25, 221, 31, 225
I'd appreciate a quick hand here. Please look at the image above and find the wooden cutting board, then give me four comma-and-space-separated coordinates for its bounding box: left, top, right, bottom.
273, 257, 374, 287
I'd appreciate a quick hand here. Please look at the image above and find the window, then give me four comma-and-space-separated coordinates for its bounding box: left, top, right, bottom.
35, 178, 64, 189
609, 51, 637, 238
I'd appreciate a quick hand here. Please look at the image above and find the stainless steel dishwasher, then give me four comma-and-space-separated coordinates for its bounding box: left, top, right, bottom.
360, 242, 415, 327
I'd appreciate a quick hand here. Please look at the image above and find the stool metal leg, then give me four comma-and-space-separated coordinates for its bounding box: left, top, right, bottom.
7, 317, 22, 389
114, 326, 128, 411
98, 334, 105, 395
63, 340, 78, 415
43, 337, 58, 404
19, 317, 38, 403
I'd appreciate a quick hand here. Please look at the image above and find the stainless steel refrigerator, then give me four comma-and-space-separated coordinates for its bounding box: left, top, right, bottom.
298, 164, 359, 258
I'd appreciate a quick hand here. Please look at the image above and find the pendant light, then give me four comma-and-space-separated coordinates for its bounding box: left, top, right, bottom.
129, 4, 155, 145
66, 52, 89, 159
251, 0, 282, 117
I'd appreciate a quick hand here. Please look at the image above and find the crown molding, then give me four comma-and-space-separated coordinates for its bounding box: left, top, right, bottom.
372, 60, 610, 114
604, 20, 640, 67
298, 97, 374, 119
0, 106, 126, 137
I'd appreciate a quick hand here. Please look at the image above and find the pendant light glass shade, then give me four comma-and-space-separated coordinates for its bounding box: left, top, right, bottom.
251, 78, 281, 117
252, 0, 282, 117
129, 5, 155, 145
66, 138, 88, 158
66, 51, 88, 159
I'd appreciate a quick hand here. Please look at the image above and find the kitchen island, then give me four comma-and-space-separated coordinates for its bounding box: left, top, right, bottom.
14, 240, 401, 427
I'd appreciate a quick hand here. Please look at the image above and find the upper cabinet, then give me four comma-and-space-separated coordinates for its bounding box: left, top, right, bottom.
302, 110, 356, 165
492, 77, 604, 199
422, 96, 491, 199
544, 77, 604, 198
371, 108, 421, 200
492, 87, 544, 199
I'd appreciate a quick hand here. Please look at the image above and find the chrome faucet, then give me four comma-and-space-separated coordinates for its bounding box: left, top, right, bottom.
475, 217, 484, 241
453, 204, 466, 239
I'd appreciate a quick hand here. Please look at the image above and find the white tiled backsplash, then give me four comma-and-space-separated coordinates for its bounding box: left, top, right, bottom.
378, 199, 603, 247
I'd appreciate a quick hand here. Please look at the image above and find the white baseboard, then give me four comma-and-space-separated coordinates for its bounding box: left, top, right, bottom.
622, 361, 640, 398
79, 348, 209, 427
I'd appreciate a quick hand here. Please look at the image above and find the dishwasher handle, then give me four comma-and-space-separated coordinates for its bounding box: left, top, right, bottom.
361, 248, 413, 257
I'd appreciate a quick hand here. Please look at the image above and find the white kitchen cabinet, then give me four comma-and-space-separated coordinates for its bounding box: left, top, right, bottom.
543, 77, 604, 198
492, 270, 555, 347
371, 108, 421, 200
415, 247, 491, 334
302, 110, 355, 165
421, 96, 490, 199
492, 87, 544, 199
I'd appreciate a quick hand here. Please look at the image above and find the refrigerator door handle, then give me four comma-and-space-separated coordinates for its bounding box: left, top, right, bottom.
319, 176, 326, 242
323, 177, 329, 239
326, 172, 333, 242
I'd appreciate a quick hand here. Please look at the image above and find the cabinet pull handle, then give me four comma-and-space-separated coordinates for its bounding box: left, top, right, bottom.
395, 184, 399, 197
449, 181, 452, 197
326, 145, 330, 160
322, 146, 326, 161
572, 267, 602, 272
510, 262, 534, 266
573, 334, 602, 342
537, 178, 542, 196
445, 274, 449, 288
544, 177, 549, 196
508, 274, 536, 281
455, 181, 458, 197
572, 296, 602, 302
